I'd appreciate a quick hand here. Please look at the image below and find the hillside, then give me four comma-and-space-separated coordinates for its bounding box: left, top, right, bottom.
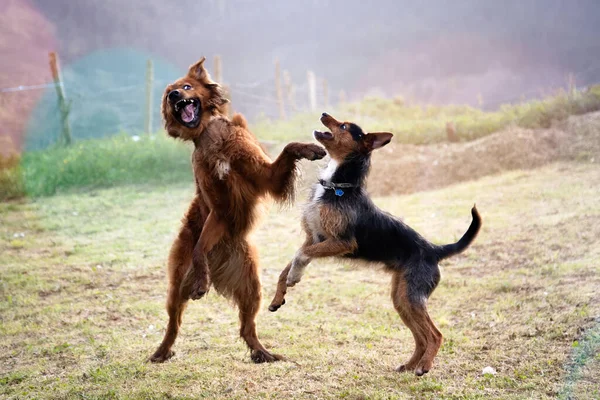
366, 111, 600, 196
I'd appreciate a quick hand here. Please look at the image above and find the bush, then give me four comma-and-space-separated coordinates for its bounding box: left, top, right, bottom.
0, 153, 25, 201
20, 133, 193, 197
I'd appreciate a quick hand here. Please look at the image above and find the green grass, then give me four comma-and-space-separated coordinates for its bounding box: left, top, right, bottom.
18, 133, 193, 197
1, 161, 599, 399
254, 85, 600, 144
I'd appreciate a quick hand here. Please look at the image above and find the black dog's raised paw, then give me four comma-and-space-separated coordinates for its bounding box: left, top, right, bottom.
268, 299, 285, 312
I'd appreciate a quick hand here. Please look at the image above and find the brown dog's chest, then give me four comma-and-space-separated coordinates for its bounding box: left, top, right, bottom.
192, 149, 237, 208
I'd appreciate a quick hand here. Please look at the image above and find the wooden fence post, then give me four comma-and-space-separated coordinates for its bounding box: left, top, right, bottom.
446, 121, 458, 142
213, 55, 223, 83
144, 59, 154, 135
338, 90, 346, 106
307, 70, 317, 112
274, 58, 286, 120
49, 52, 72, 145
322, 78, 329, 110
283, 70, 296, 113
213, 55, 231, 116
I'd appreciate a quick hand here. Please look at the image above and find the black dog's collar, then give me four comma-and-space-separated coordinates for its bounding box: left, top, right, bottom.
318, 179, 357, 197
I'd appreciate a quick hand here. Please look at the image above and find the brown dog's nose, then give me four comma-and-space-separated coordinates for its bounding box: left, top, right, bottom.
322, 112, 329, 118
168, 90, 181, 102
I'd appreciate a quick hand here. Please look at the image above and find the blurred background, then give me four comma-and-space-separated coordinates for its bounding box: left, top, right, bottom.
1, 0, 600, 197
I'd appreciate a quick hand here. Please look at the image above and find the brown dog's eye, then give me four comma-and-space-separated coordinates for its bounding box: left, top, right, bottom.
340, 124, 347, 130
183, 85, 192, 90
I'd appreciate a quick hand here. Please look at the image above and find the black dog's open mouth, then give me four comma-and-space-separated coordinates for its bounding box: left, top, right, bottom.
313, 130, 333, 141
173, 98, 200, 127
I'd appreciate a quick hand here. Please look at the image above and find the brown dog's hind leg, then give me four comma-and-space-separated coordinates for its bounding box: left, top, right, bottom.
150, 286, 188, 362
150, 226, 196, 363
236, 244, 283, 363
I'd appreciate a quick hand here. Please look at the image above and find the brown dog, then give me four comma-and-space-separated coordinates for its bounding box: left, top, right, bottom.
150, 57, 325, 363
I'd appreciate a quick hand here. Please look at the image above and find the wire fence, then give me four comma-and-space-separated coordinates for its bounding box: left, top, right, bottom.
4, 51, 594, 153
0, 52, 340, 152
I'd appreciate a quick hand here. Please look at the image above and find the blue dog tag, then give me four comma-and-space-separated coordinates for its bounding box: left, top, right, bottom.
335, 189, 344, 197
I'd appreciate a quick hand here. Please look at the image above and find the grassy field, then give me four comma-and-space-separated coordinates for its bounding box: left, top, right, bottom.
1, 161, 599, 399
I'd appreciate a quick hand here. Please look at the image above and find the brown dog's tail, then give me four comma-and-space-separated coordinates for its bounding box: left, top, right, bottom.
435, 205, 481, 260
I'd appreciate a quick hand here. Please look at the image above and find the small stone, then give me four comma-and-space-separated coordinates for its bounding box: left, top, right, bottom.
482, 366, 496, 375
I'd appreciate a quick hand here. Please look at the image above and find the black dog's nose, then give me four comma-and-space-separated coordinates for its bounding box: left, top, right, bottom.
322, 112, 329, 118
168, 90, 181, 102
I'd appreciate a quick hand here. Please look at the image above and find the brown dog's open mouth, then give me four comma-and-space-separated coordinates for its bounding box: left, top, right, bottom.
174, 98, 200, 127
313, 130, 333, 141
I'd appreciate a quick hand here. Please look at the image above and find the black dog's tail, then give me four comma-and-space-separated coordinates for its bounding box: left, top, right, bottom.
435, 205, 482, 260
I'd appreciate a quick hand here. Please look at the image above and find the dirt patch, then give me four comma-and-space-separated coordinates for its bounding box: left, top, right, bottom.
368, 111, 600, 196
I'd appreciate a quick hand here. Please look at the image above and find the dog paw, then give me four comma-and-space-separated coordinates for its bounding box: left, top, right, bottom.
300, 144, 326, 161
251, 349, 284, 363
180, 269, 210, 300
395, 362, 418, 374
286, 143, 326, 161
150, 349, 174, 363
286, 276, 300, 287
268, 298, 285, 312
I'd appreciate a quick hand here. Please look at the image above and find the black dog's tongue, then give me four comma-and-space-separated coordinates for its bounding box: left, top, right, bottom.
181, 103, 195, 122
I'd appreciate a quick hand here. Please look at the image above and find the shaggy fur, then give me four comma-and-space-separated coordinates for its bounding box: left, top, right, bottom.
269, 113, 482, 375
150, 57, 326, 363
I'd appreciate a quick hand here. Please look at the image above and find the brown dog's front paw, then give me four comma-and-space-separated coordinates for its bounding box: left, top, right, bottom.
285, 143, 326, 161
180, 268, 210, 300
300, 143, 327, 160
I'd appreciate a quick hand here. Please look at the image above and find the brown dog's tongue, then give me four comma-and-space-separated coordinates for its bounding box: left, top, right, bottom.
181, 104, 195, 122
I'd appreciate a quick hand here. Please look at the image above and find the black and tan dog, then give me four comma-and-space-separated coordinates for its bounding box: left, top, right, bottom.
269, 113, 481, 376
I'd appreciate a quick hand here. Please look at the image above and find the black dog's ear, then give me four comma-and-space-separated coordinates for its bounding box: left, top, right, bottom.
364, 132, 393, 150
188, 56, 208, 81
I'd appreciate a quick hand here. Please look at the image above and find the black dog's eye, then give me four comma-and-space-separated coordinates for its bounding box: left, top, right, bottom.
182, 85, 192, 90
340, 124, 347, 130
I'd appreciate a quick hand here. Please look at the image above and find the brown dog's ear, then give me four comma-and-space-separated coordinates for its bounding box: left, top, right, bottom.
188, 56, 209, 81
205, 83, 230, 107
364, 132, 393, 150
